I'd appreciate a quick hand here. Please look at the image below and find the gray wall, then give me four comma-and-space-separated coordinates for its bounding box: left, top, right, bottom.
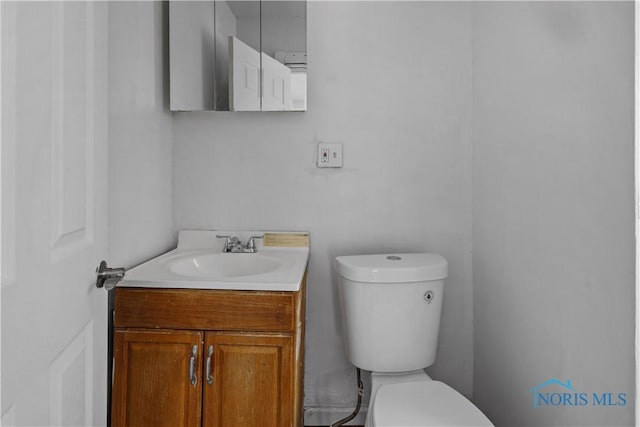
472, 2, 635, 426
172, 1, 474, 416
108, 1, 174, 267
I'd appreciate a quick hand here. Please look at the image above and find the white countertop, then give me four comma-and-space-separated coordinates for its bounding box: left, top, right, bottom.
118, 230, 309, 292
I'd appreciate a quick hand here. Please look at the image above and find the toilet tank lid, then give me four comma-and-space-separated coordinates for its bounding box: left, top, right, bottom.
373, 381, 493, 427
336, 253, 447, 283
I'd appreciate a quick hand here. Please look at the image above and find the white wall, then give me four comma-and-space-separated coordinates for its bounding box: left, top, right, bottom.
108, 1, 174, 267
172, 0, 474, 415
472, 2, 635, 426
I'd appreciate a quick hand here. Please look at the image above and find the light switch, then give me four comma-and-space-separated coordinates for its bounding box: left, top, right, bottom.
317, 143, 343, 168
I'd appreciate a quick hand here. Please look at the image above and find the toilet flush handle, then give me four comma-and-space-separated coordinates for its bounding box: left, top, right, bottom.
424, 290, 434, 303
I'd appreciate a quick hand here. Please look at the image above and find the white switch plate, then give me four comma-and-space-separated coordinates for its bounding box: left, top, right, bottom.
317, 143, 343, 168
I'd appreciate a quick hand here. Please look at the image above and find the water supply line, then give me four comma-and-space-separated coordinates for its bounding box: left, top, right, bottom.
331, 368, 364, 427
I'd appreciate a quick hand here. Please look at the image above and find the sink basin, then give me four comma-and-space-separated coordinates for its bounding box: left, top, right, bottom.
169, 253, 282, 278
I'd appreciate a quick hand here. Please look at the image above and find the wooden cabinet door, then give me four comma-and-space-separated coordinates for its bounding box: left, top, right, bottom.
112, 329, 203, 427
202, 332, 294, 427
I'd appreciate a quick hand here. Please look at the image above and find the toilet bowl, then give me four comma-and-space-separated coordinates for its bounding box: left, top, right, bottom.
367, 371, 492, 427
371, 379, 493, 426
336, 254, 493, 427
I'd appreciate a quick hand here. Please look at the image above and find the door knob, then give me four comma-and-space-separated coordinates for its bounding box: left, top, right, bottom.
95, 260, 126, 290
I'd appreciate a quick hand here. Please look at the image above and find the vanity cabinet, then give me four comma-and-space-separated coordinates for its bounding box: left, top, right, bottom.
111, 277, 306, 427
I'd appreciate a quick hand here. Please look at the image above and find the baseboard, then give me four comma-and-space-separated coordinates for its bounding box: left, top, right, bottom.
304, 406, 368, 426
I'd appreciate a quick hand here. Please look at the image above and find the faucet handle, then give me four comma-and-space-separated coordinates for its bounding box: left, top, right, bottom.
216, 235, 232, 252
245, 235, 264, 252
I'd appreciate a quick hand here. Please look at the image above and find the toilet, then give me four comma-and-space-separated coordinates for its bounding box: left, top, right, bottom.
336, 253, 493, 427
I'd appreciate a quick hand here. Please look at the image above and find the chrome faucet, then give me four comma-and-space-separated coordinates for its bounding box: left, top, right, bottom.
216, 235, 263, 253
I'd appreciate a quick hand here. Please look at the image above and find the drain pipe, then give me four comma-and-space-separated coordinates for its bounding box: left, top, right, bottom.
331, 368, 364, 427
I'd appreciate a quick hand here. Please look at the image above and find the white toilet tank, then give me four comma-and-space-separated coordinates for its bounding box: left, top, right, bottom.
336, 253, 448, 372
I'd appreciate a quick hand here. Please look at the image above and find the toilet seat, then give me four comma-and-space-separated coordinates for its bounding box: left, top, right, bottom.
372, 380, 493, 427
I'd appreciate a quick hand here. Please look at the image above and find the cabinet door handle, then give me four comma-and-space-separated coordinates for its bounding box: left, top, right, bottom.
189, 345, 198, 386
205, 345, 213, 385
206, 345, 214, 385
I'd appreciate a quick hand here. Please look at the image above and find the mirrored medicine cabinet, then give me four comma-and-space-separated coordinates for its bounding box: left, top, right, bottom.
169, 0, 307, 112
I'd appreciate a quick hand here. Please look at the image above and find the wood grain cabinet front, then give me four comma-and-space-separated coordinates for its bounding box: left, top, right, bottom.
202, 333, 294, 427
111, 276, 306, 427
111, 329, 203, 427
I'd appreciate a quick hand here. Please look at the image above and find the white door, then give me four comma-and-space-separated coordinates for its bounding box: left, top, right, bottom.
261, 53, 292, 111
229, 36, 260, 111
2, 2, 109, 426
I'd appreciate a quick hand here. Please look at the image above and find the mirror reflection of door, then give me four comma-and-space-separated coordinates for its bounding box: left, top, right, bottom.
216, 0, 260, 111
261, 52, 292, 111
261, 1, 307, 111
229, 36, 261, 111
221, 0, 306, 111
